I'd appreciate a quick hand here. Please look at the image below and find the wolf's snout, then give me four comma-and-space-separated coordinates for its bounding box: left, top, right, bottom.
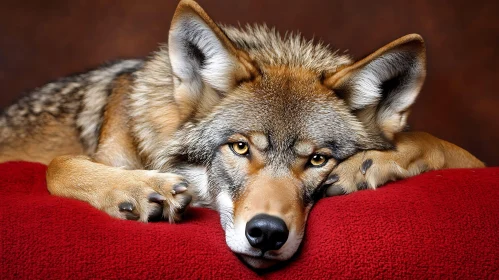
245, 214, 289, 252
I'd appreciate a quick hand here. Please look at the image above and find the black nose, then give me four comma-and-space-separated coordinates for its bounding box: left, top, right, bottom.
245, 214, 289, 252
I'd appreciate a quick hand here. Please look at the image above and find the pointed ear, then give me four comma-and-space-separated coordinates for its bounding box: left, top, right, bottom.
325, 34, 426, 140
168, 0, 258, 113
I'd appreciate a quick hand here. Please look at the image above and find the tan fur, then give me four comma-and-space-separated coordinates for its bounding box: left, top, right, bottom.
0, 113, 84, 164
93, 74, 142, 169
328, 131, 485, 195
234, 175, 306, 233
46, 155, 191, 222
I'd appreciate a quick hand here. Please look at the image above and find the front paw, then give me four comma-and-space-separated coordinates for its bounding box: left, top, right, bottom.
324, 151, 397, 197
103, 171, 192, 223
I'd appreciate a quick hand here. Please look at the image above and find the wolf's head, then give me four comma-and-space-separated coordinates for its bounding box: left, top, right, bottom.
134, 0, 426, 269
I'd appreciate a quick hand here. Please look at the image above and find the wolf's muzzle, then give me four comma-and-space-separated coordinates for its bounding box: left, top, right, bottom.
245, 214, 289, 252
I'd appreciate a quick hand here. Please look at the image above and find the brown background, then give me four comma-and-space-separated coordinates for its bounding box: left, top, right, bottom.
1, 0, 498, 165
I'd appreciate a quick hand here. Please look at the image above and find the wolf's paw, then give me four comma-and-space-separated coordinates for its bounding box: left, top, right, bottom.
102, 171, 192, 222
324, 150, 400, 197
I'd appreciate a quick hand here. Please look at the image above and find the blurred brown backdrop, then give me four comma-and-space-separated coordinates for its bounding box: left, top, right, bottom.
1, 0, 498, 165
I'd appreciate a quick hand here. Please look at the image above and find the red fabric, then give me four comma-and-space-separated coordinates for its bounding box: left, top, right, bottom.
1, 162, 498, 279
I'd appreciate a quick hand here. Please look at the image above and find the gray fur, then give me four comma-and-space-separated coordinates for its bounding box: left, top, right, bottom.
224, 24, 352, 73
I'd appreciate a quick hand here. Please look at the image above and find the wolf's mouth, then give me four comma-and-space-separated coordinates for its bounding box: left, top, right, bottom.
238, 250, 280, 259
238, 254, 280, 269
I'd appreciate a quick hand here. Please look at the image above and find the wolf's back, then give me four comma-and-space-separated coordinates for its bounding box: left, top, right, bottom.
0, 59, 143, 163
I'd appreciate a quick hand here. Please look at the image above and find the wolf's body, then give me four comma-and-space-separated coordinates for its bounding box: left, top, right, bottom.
0, 0, 483, 269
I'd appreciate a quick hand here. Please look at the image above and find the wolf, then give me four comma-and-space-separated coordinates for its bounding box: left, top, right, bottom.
0, 0, 484, 269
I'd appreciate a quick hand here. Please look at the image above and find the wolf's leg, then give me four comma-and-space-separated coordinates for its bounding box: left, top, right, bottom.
325, 131, 485, 196
46, 75, 191, 222
47, 155, 192, 222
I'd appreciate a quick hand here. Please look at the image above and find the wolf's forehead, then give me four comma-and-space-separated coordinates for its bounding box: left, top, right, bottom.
220, 71, 344, 130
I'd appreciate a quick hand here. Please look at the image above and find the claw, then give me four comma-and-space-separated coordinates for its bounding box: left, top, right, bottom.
361, 159, 373, 175
172, 182, 188, 194
119, 202, 140, 220
324, 174, 339, 185
148, 193, 166, 203
118, 202, 134, 212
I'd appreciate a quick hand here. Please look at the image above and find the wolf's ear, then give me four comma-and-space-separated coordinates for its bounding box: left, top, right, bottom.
325, 34, 426, 140
168, 0, 258, 113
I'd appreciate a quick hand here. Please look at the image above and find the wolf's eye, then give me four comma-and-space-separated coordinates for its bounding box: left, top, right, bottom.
309, 154, 328, 167
230, 142, 249, 156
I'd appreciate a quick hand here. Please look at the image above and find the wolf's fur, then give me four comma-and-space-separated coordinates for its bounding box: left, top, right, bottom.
0, 60, 143, 162
0, 0, 484, 269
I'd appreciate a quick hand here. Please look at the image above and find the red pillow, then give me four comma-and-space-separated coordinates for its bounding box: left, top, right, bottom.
1, 162, 498, 279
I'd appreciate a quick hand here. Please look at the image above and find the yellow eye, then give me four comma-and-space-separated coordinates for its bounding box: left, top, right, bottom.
230, 142, 249, 155
309, 154, 327, 167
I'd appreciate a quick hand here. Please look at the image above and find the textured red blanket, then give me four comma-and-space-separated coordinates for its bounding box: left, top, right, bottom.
1, 162, 498, 279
